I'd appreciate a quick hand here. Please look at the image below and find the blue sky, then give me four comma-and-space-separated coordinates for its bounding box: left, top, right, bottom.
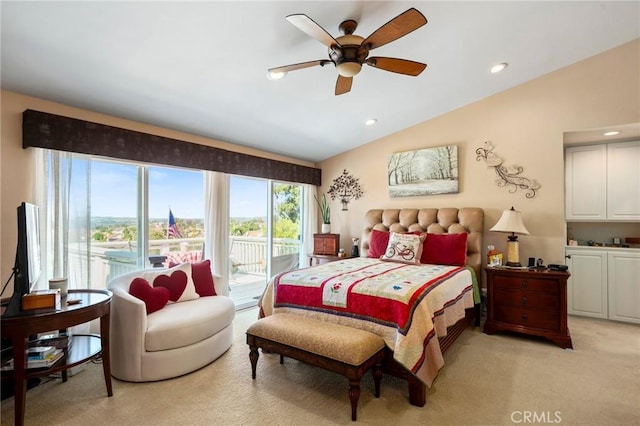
88, 162, 268, 218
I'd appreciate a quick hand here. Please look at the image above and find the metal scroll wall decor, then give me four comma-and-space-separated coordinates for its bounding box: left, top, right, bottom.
327, 169, 363, 211
475, 141, 541, 199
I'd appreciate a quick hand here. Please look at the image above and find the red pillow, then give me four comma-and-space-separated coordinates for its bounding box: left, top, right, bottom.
421, 233, 468, 266
191, 260, 216, 296
151, 270, 188, 302
367, 229, 390, 258
129, 278, 170, 314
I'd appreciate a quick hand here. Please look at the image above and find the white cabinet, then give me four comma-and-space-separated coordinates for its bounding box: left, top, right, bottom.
607, 251, 640, 323
566, 247, 640, 324
565, 141, 640, 221
565, 145, 607, 220
607, 141, 640, 221
566, 248, 608, 319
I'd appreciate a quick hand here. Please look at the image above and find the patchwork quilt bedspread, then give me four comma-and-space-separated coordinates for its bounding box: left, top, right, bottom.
258, 257, 478, 386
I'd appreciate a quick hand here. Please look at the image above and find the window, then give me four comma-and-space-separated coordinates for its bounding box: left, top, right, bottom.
42, 151, 308, 301
44, 151, 204, 290
148, 166, 204, 265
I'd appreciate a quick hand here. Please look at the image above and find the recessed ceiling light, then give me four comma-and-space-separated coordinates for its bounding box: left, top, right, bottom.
490, 63, 508, 74
603, 131, 621, 136
365, 119, 377, 126
267, 70, 286, 80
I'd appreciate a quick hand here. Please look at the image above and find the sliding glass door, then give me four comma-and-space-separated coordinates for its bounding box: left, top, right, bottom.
228, 177, 304, 309
270, 183, 302, 277
228, 176, 268, 309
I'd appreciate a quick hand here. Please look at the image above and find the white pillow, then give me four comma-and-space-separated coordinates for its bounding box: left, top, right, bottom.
380, 232, 425, 264
142, 263, 200, 303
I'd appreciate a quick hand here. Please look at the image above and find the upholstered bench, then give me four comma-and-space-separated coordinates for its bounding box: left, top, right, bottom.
246, 313, 386, 421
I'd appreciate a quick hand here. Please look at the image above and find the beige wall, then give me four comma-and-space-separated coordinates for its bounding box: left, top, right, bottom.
0, 91, 316, 295
2, 39, 638, 294
319, 39, 640, 282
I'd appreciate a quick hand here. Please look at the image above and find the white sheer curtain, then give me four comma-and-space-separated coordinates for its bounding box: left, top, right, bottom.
204, 171, 230, 296
37, 150, 91, 291
303, 184, 318, 260
37, 149, 91, 341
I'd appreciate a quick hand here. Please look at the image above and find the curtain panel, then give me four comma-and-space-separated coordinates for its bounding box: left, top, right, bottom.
22, 109, 322, 186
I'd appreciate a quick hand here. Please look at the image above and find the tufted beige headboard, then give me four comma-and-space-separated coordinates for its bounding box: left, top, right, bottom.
361, 208, 485, 279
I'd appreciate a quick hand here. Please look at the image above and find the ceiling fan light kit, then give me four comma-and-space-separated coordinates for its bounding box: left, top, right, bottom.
269, 8, 428, 95
267, 70, 287, 80
490, 62, 508, 74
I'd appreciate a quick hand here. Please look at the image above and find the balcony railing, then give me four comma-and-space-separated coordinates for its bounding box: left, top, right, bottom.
71, 236, 300, 290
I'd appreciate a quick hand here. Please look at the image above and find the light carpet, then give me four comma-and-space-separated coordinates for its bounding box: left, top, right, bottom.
2, 308, 639, 425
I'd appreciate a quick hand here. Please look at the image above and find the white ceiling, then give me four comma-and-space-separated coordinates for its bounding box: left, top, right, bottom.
2, 1, 639, 163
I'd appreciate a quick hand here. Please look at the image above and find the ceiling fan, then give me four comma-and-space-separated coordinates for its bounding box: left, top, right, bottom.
269, 8, 428, 96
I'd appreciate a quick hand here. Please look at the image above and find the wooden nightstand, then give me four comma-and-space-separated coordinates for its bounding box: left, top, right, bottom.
313, 233, 339, 255
484, 267, 573, 349
307, 253, 352, 266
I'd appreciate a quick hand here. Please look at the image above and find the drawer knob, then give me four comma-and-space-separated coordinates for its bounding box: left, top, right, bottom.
521, 280, 527, 289
521, 295, 528, 305
521, 313, 528, 322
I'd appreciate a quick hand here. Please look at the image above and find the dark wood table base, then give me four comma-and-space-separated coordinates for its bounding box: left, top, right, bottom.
1, 289, 113, 426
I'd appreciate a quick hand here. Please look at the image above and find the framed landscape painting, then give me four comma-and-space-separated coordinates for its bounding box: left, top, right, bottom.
388, 145, 458, 197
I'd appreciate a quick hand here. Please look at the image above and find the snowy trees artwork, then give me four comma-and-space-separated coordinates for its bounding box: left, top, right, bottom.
388, 145, 458, 197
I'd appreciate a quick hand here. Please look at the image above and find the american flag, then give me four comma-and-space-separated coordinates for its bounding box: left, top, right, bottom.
168, 209, 183, 239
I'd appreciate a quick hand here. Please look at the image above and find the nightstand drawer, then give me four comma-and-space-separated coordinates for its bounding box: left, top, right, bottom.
493, 289, 558, 310
494, 306, 559, 330
494, 275, 558, 294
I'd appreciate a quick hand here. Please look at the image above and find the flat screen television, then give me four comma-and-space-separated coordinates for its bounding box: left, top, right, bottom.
3, 202, 42, 317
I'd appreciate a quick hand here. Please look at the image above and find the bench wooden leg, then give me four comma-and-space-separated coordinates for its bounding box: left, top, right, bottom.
372, 363, 383, 398
249, 344, 259, 379
348, 379, 361, 421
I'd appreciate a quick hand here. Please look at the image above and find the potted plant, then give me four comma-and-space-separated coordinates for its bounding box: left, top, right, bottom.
314, 193, 331, 233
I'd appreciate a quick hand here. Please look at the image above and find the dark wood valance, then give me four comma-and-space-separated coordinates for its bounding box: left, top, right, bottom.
22, 109, 321, 186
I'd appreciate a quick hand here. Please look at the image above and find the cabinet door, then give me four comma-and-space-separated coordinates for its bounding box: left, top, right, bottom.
566, 249, 607, 318
313, 237, 324, 254
608, 251, 640, 323
565, 145, 607, 220
607, 141, 640, 221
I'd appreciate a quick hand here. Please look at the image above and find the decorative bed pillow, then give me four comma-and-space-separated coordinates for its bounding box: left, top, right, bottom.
367, 229, 391, 258
191, 259, 216, 297
143, 262, 200, 303
129, 278, 170, 314
421, 232, 468, 266
380, 232, 425, 264
368, 229, 423, 258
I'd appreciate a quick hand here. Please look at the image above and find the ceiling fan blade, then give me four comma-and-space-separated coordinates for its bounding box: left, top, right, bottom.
268, 60, 331, 74
366, 57, 427, 76
361, 8, 427, 50
286, 14, 340, 48
335, 75, 353, 96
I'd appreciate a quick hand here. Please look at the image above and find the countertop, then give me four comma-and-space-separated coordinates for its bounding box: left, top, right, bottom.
565, 245, 639, 251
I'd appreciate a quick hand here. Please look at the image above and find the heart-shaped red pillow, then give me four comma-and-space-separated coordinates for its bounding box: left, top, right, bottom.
152, 270, 188, 302
129, 278, 170, 314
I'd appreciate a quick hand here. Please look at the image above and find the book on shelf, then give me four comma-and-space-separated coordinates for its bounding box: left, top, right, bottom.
33, 330, 73, 350
2, 348, 64, 370
27, 345, 58, 360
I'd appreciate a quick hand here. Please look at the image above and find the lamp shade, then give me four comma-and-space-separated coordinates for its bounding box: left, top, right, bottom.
490, 207, 530, 235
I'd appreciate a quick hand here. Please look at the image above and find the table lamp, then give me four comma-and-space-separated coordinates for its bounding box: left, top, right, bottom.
490, 207, 530, 267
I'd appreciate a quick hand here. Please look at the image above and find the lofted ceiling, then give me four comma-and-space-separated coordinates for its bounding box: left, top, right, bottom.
2, 1, 639, 163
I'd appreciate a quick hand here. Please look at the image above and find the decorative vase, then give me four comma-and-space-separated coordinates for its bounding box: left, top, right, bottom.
321, 223, 331, 234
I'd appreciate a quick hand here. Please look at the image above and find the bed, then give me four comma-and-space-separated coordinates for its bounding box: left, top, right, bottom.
258, 207, 484, 406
